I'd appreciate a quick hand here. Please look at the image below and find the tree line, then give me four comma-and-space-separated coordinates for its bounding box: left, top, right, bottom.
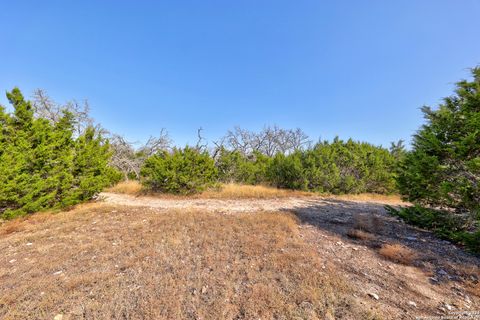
1, 67, 478, 252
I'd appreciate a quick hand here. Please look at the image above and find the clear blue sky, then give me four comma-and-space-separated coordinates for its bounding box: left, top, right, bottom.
1, 1, 479, 147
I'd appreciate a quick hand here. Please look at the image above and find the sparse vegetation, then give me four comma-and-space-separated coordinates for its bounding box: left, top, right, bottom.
346, 228, 375, 241
0, 204, 365, 319
378, 243, 418, 265
352, 214, 384, 234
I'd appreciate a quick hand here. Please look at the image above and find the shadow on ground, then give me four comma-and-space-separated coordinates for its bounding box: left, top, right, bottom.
285, 198, 479, 283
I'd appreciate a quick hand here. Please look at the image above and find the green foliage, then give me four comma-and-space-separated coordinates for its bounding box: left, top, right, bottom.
266, 152, 307, 190
397, 67, 480, 216
386, 206, 479, 254
141, 146, 217, 194
216, 148, 270, 185
393, 68, 480, 254
0, 88, 120, 219
264, 138, 397, 194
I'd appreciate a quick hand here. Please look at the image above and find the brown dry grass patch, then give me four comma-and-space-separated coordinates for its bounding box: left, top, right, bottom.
106, 180, 143, 195
199, 183, 313, 199
352, 214, 383, 234
330, 193, 404, 204
346, 228, 376, 241
378, 243, 418, 265
0, 219, 26, 235
0, 204, 366, 319
466, 282, 480, 298
107, 181, 314, 199
106, 181, 403, 204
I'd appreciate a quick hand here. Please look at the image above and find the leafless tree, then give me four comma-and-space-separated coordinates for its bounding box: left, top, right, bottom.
138, 129, 172, 157
219, 125, 311, 156
32, 89, 93, 135
109, 134, 143, 180
195, 127, 209, 152
31, 89, 173, 180
109, 129, 172, 180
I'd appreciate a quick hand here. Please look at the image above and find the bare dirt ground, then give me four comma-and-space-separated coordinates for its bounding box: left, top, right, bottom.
0, 192, 478, 319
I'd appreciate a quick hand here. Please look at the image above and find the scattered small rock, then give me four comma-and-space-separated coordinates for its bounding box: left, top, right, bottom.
53, 270, 63, 275
54, 314, 63, 320
444, 304, 453, 311
405, 236, 417, 241
438, 269, 448, 276
408, 301, 417, 308
368, 292, 379, 300
9, 259, 16, 263
201, 286, 208, 294
26, 242, 33, 246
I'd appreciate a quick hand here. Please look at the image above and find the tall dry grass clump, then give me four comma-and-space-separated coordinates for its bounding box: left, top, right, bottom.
106, 180, 143, 195
378, 243, 417, 265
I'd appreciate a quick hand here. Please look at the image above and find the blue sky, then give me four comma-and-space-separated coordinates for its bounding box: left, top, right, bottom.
1, 1, 479, 148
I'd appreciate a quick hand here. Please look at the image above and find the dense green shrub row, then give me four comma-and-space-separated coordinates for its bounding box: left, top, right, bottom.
266, 139, 397, 194
215, 148, 270, 185
140, 138, 398, 195
141, 147, 217, 194
0, 89, 121, 219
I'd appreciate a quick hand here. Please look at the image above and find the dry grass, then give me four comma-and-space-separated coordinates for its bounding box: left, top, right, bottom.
330, 193, 404, 204
378, 243, 418, 265
106, 181, 404, 204
199, 183, 313, 199
466, 282, 480, 298
346, 229, 375, 241
106, 181, 314, 199
0, 203, 366, 319
0, 219, 26, 235
352, 214, 384, 234
106, 180, 143, 195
